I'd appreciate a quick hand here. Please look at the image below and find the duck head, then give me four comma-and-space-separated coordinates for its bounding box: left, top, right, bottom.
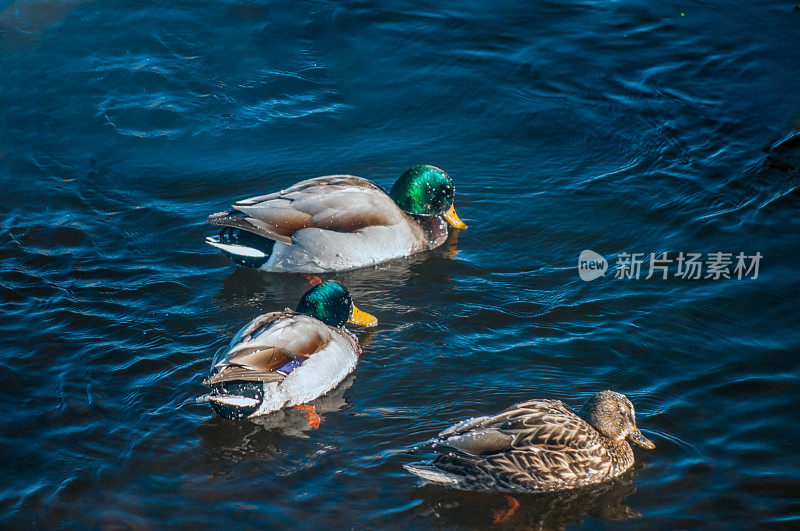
389, 164, 467, 229
581, 390, 655, 449
295, 281, 378, 328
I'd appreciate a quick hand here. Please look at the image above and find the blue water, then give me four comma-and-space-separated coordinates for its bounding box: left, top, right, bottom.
2, 0, 799, 527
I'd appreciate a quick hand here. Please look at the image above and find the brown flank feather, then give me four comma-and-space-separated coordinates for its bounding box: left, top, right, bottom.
207, 175, 406, 244
205, 312, 339, 387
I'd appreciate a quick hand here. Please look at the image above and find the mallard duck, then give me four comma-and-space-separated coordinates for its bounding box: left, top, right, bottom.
198, 281, 377, 426
205, 164, 467, 272
404, 391, 655, 493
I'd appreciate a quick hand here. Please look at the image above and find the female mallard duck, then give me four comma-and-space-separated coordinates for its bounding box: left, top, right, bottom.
205, 164, 467, 272
198, 281, 377, 426
404, 391, 655, 492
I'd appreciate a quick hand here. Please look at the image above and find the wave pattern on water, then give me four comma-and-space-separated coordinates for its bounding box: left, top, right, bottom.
1, 0, 799, 528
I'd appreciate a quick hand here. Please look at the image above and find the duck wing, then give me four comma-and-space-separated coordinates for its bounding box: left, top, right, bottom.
204, 312, 335, 385
207, 175, 406, 245
417, 399, 613, 491
438, 399, 599, 449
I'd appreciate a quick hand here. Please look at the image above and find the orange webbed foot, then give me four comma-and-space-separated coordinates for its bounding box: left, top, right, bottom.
298, 274, 322, 287
294, 404, 321, 428
493, 493, 520, 523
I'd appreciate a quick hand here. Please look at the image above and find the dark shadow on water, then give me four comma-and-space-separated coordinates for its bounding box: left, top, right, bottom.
762, 130, 800, 173
408, 466, 643, 529
0, 0, 94, 48
197, 375, 355, 462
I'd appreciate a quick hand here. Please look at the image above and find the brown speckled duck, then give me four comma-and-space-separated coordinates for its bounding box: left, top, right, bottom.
404, 391, 655, 493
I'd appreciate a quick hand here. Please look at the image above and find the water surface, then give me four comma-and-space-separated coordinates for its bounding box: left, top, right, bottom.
2, 0, 799, 528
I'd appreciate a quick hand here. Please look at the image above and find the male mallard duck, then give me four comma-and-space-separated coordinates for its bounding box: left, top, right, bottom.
198, 281, 377, 426
205, 164, 467, 272
404, 391, 655, 492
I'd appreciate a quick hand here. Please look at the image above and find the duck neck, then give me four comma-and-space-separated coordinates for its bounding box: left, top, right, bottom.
601, 437, 635, 475
408, 213, 448, 249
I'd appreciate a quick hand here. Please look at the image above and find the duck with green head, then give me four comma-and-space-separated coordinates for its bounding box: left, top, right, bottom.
199, 281, 377, 426
206, 164, 467, 272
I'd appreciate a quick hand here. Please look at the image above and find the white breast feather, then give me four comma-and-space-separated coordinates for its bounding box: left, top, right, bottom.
261, 224, 418, 272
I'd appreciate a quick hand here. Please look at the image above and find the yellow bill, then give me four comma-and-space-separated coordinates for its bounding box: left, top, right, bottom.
443, 204, 467, 229
349, 304, 378, 327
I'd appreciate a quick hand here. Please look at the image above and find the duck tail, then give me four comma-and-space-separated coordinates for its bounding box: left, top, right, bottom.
403, 463, 462, 487
198, 380, 266, 420
205, 226, 275, 268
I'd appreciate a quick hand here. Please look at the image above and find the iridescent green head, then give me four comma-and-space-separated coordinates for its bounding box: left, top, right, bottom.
389, 165, 467, 228
295, 281, 377, 328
